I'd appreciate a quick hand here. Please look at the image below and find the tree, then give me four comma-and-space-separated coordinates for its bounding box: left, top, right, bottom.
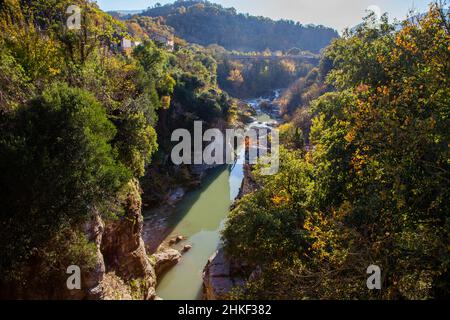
223, 3, 450, 300
0, 83, 131, 285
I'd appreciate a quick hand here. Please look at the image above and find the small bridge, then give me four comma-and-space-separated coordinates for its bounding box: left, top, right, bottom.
223, 54, 320, 63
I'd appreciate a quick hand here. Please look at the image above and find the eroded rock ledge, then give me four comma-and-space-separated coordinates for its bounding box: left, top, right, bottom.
68, 180, 158, 300
202, 248, 245, 300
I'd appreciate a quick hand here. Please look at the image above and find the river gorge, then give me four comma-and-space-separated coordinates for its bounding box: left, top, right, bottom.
143, 92, 281, 300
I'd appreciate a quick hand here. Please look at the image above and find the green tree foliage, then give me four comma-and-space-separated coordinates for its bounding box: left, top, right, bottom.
73, 44, 165, 179
0, 47, 34, 112
168, 45, 234, 125
0, 0, 125, 85
224, 148, 313, 266
224, 4, 450, 300
140, 43, 237, 207
278, 123, 306, 150
114, 111, 158, 178
0, 84, 130, 287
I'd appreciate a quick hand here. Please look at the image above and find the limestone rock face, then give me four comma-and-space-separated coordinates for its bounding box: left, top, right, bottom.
153, 248, 182, 277
59, 190, 158, 301
62, 180, 158, 300
82, 212, 106, 300
236, 164, 258, 200
100, 181, 157, 300
63, 213, 106, 300
202, 249, 244, 300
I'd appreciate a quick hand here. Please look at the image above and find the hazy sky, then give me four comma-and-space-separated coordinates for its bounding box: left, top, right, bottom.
96, 0, 433, 33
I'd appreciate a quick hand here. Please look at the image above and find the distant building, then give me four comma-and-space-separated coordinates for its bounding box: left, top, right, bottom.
120, 38, 142, 53
118, 31, 174, 54
120, 38, 132, 50
149, 32, 175, 51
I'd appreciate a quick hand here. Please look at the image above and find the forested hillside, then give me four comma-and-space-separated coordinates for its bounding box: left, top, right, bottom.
141, 0, 338, 53
115, 0, 335, 98
223, 6, 450, 300
0, 0, 235, 298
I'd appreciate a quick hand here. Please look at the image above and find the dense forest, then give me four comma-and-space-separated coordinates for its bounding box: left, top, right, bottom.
140, 0, 339, 53
0, 0, 236, 298
212, 48, 317, 99
223, 6, 450, 299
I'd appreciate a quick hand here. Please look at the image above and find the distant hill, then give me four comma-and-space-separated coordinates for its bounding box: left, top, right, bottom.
107, 10, 143, 19
140, 0, 339, 53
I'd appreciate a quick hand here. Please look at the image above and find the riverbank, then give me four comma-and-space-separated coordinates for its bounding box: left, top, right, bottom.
142, 164, 223, 254
202, 94, 282, 300
202, 162, 262, 300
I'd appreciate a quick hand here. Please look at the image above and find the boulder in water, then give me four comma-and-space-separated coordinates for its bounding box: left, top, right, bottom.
182, 244, 192, 253
153, 249, 182, 277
